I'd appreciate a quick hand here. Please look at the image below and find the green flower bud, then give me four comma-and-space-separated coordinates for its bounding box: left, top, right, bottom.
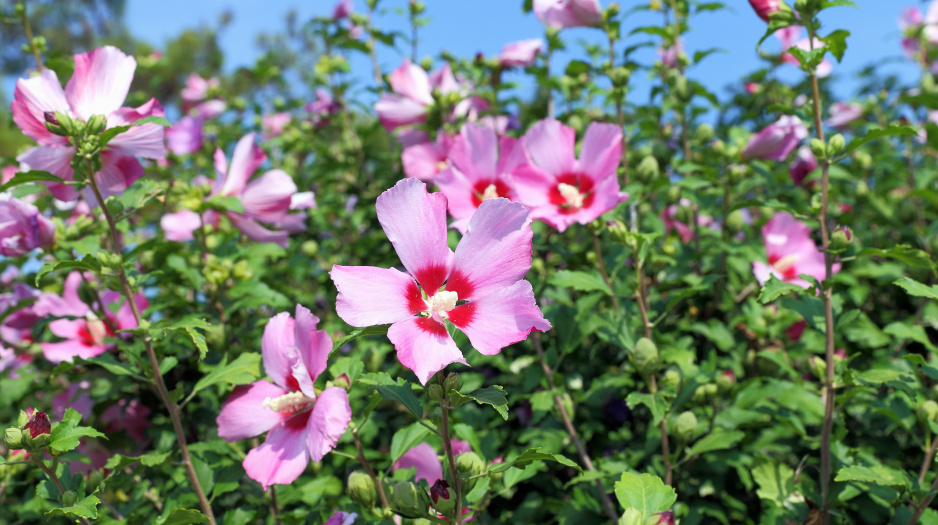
348, 470, 377, 508
455, 451, 486, 493
427, 384, 444, 403
4, 427, 24, 449
716, 370, 736, 393
809, 138, 826, 158
391, 481, 430, 518
635, 156, 660, 184
661, 368, 682, 391
726, 164, 747, 184
855, 179, 870, 195
674, 76, 692, 103
86, 114, 107, 135
443, 372, 461, 396
695, 123, 714, 143
923, 73, 938, 94
829, 226, 852, 253
604, 2, 620, 18
60, 490, 78, 507
675, 410, 697, 442
725, 210, 746, 235
665, 186, 682, 205
827, 134, 845, 156
919, 400, 938, 428
692, 384, 710, 404
555, 392, 576, 422
810, 355, 826, 381
630, 338, 659, 377
301, 240, 319, 257
710, 139, 726, 156
609, 66, 630, 87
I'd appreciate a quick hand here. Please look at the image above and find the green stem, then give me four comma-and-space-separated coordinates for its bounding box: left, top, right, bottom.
20, 1, 43, 71
32, 457, 91, 525
439, 383, 463, 522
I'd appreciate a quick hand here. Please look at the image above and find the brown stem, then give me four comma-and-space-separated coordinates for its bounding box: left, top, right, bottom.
590, 225, 621, 314
920, 434, 938, 484
21, 1, 43, 71
352, 430, 390, 509
649, 374, 673, 486
908, 473, 938, 525
85, 160, 216, 524
366, 3, 383, 87
33, 457, 91, 525
440, 396, 463, 522
606, 33, 630, 190
268, 486, 283, 525
634, 265, 652, 340
533, 335, 619, 523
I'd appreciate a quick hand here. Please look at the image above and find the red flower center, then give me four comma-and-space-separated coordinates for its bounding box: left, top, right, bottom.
548, 173, 594, 214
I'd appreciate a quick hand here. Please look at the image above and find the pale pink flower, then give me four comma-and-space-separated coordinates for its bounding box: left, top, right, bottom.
307, 88, 341, 128
12, 46, 166, 202
181, 73, 226, 118
2, 166, 16, 184
826, 102, 863, 128
216, 305, 352, 490
742, 116, 808, 161
393, 440, 472, 485
402, 133, 453, 182
374, 61, 466, 134
161, 210, 202, 242
752, 212, 840, 289
512, 119, 627, 233
35, 272, 148, 363
262, 112, 292, 139
165, 115, 204, 155
331, 178, 551, 384
788, 146, 817, 186
436, 123, 529, 232
499, 39, 544, 67
533, 0, 603, 29
0, 194, 55, 256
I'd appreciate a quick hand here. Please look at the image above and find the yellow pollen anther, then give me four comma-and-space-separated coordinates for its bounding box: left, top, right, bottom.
480, 184, 500, 201
436, 160, 448, 172
557, 182, 584, 209
85, 313, 107, 343
262, 391, 313, 413
772, 254, 799, 273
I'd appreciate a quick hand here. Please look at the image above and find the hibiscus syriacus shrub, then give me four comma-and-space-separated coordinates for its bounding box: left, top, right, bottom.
3, 0, 938, 523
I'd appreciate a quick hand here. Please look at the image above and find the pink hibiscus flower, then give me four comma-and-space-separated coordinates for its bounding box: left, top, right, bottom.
402, 133, 454, 182
331, 178, 551, 384
788, 146, 818, 187
180, 73, 226, 118
12, 46, 166, 202
35, 272, 148, 363
374, 60, 465, 134
262, 112, 292, 139
393, 441, 472, 485
742, 116, 808, 161
165, 115, 204, 155
0, 194, 55, 256
748, 0, 781, 22
752, 212, 840, 289
216, 305, 352, 490
499, 39, 544, 67
512, 119, 626, 233
533, 0, 603, 29
436, 123, 529, 232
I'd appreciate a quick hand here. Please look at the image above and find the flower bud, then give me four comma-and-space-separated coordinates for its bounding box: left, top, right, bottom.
717, 370, 736, 392
674, 410, 697, 442
827, 133, 845, 156
427, 384, 444, 403
609, 66, 630, 87
809, 138, 826, 158
646, 510, 675, 525
443, 372, 461, 396
4, 427, 24, 449
674, 76, 692, 103
919, 400, 938, 428
18, 409, 31, 428
86, 114, 107, 135
429, 479, 455, 515
725, 210, 746, 235
24, 411, 51, 438
348, 470, 377, 508
635, 156, 660, 184
455, 451, 486, 493
810, 355, 826, 380
332, 373, 351, 391
661, 368, 682, 391
829, 226, 852, 253
726, 164, 747, 184
630, 338, 659, 377
695, 123, 714, 143
664, 187, 682, 206
391, 481, 430, 519
60, 490, 78, 507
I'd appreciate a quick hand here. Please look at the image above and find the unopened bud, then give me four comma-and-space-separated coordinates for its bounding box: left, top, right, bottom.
443, 372, 461, 395
828, 134, 845, 156
455, 451, 486, 493
725, 210, 746, 235
829, 226, 853, 253
630, 338, 659, 377
429, 479, 455, 515
665, 186, 682, 205
609, 66, 630, 87
60, 490, 78, 507
347, 470, 377, 508
43, 111, 59, 125
391, 481, 430, 519
4, 427, 23, 449
427, 384, 444, 403
86, 114, 107, 135
646, 510, 675, 525
809, 138, 826, 158
23, 411, 51, 438
695, 123, 714, 143
334, 373, 351, 391
717, 370, 736, 392
636, 156, 660, 184
675, 411, 697, 442
661, 368, 681, 391
674, 76, 691, 103
810, 355, 827, 380
919, 400, 938, 428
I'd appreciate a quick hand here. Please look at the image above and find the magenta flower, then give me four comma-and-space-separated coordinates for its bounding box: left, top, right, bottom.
748, 0, 781, 22
165, 115, 204, 155
332, 0, 353, 20
374, 61, 465, 134
209, 133, 300, 247
533, 0, 603, 29
752, 212, 840, 289
331, 178, 551, 384
826, 102, 863, 128
512, 119, 626, 233
262, 112, 292, 139
12, 46, 166, 202
436, 123, 529, 232
393, 441, 472, 485
307, 88, 341, 128
402, 133, 454, 182
788, 146, 817, 187
499, 39, 544, 67
0, 283, 41, 345
101, 399, 151, 442
742, 116, 808, 161
181, 73, 226, 118
216, 305, 352, 490
0, 194, 55, 256
324, 512, 357, 525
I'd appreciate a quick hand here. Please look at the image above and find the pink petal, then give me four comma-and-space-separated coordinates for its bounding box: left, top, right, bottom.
84, 152, 144, 206
499, 38, 544, 67
448, 124, 498, 182
324, 512, 358, 525
436, 166, 479, 229
388, 317, 467, 385
389, 60, 433, 106
11, 68, 70, 146
16, 146, 77, 201
226, 213, 290, 247
578, 123, 622, 181
374, 94, 428, 132
161, 210, 202, 242
243, 411, 312, 490
48, 318, 84, 340
65, 46, 136, 121
305, 386, 352, 462
510, 163, 555, 210
107, 98, 167, 159
241, 170, 297, 221
331, 265, 425, 326
452, 440, 472, 455
376, 178, 454, 293
402, 142, 448, 181
448, 198, 533, 301
762, 212, 812, 262
41, 340, 104, 364
262, 312, 297, 391
394, 442, 443, 485
449, 280, 550, 356
114, 293, 148, 331
165, 116, 204, 155
496, 136, 530, 175
294, 304, 331, 385
522, 119, 576, 176
220, 133, 266, 197
216, 380, 288, 441
429, 63, 461, 95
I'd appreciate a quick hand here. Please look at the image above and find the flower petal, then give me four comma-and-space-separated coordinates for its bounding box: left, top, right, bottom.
374, 94, 428, 132
41, 340, 104, 364
305, 386, 352, 462
294, 304, 331, 385
243, 411, 311, 490
216, 380, 288, 441
16, 146, 77, 201
220, 133, 266, 197
448, 198, 533, 301
241, 169, 297, 221
331, 265, 425, 327
388, 317, 467, 385
393, 442, 442, 485
65, 46, 136, 121
448, 124, 497, 182
11, 68, 70, 146
402, 142, 448, 181
449, 280, 550, 356
578, 123, 622, 181
436, 167, 479, 229
226, 213, 290, 247
262, 312, 297, 391
161, 210, 202, 242
376, 178, 453, 293
107, 98, 167, 159
522, 119, 576, 176
389, 60, 433, 105
84, 152, 144, 206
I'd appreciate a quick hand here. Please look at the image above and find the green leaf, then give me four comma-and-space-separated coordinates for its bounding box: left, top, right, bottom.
330, 325, 390, 360
45, 494, 100, 520
0, 170, 64, 193
205, 194, 245, 214
48, 408, 106, 455
449, 386, 509, 420
685, 429, 745, 457
163, 316, 211, 359
614, 472, 677, 520
625, 391, 672, 426
549, 270, 612, 295
489, 447, 582, 473
779, 296, 826, 332
160, 508, 209, 525
358, 373, 424, 420
821, 29, 849, 62
390, 422, 431, 463
752, 457, 795, 507
191, 353, 262, 397
99, 115, 172, 146
785, 46, 826, 71
86, 354, 140, 377
758, 274, 805, 304
834, 464, 911, 489
35, 256, 102, 285
842, 126, 919, 158
894, 277, 938, 300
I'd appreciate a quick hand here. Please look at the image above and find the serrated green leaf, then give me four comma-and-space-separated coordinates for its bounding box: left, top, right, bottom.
164, 316, 211, 359
390, 422, 431, 463
625, 391, 672, 426
894, 277, 938, 300
36, 256, 102, 285
160, 508, 209, 525
48, 408, 106, 455
449, 386, 509, 420
45, 494, 100, 519
758, 275, 805, 304
549, 270, 612, 295
0, 170, 64, 193
752, 458, 795, 507
330, 324, 390, 360
834, 465, 911, 488
842, 126, 919, 158
191, 353, 262, 397
614, 472, 677, 520
685, 429, 745, 457
489, 447, 581, 473
359, 373, 424, 420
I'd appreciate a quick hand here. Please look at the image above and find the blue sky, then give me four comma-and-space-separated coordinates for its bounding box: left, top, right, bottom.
122, 0, 924, 110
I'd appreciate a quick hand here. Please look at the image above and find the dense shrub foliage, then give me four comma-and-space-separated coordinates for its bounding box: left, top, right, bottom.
2, 0, 938, 524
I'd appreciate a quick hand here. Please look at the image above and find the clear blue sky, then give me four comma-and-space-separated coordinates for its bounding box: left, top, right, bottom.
121, 1, 930, 109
